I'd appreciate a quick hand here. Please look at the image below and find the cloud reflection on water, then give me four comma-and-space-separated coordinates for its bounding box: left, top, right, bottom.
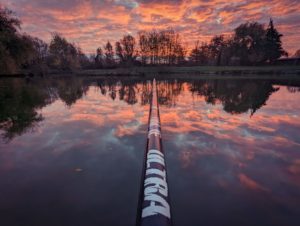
0, 78, 300, 226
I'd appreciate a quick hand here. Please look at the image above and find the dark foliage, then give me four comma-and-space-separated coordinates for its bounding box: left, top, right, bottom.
0, 5, 292, 73
265, 19, 288, 63
190, 20, 288, 66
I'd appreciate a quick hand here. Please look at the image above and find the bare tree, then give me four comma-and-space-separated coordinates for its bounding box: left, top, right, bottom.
294, 49, 300, 58
48, 33, 82, 71
95, 47, 104, 68
104, 41, 114, 67
137, 29, 185, 65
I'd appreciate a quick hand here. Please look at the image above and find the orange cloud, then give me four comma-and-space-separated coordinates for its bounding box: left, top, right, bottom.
2, 0, 300, 55
238, 173, 269, 192
288, 159, 300, 175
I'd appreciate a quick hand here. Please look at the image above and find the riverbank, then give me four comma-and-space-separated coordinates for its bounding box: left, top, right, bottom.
76, 65, 300, 77
1, 65, 300, 78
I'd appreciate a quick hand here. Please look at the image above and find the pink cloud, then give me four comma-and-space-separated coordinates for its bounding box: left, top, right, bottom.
1, 0, 299, 54
238, 173, 269, 192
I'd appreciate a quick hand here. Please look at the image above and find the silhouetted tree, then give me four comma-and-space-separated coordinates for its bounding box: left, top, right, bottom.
104, 41, 114, 67
293, 49, 300, 58
17, 35, 49, 75
190, 37, 229, 65
190, 41, 210, 65
95, 47, 104, 68
138, 31, 149, 65
0, 7, 38, 73
233, 22, 267, 65
265, 19, 288, 63
48, 33, 82, 71
0, 7, 20, 33
209, 35, 227, 65
28, 37, 48, 65
115, 41, 124, 63
137, 29, 185, 65
78, 48, 92, 69
115, 35, 137, 65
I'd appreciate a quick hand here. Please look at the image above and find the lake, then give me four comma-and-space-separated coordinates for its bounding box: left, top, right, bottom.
0, 77, 300, 226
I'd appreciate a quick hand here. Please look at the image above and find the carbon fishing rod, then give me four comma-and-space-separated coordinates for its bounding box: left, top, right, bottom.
136, 79, 172, 226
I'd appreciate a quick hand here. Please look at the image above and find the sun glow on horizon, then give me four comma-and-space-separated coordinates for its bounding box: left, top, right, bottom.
1, 0, 299, 55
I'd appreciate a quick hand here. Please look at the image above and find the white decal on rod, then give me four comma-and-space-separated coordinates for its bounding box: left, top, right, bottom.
142, 149, 170, 219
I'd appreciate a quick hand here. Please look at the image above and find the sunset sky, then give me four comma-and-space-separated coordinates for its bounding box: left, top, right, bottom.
1, 0, 300, 55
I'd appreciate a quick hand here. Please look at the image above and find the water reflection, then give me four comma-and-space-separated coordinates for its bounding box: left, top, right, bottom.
96, 78, 283, 114
56, 79, 89, 106
0, 78, 299, 142
287, 86, 300, 93
0, 79, 51, 141
0, 78, 88, 141
0, 77, 300, 226
189, 80, 279, 115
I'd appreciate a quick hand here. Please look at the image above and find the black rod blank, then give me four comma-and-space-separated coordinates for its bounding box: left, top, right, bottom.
136, 79, 172, 226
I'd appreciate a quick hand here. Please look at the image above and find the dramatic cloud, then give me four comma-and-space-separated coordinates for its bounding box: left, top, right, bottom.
1, 0, 300, 54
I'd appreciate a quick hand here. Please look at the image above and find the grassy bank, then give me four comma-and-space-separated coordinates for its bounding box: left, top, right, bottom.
1, 65, 300, 78
76, 65, 300, 77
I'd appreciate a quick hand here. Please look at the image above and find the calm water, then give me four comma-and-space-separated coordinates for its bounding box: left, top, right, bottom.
0, 77, 300, 226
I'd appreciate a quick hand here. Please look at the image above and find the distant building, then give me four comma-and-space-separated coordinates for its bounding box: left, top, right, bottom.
275, 57, 300, 66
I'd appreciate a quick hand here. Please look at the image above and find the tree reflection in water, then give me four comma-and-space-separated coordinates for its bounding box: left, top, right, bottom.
96, 78, 282, 116
56, 79, 89, 107
287, 86, 300, 93
96, 79, 184, 107
189, 80, 279, 116
0, 78, 88, 142
1, 77, 299, 142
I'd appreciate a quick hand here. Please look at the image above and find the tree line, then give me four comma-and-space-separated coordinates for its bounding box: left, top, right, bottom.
94, 29, 186, 68
0, 6, 297, 75
0, 77, 89, 141
190, 20, 289, 66
1, 77, 300, 141
0, 7, 89, 74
